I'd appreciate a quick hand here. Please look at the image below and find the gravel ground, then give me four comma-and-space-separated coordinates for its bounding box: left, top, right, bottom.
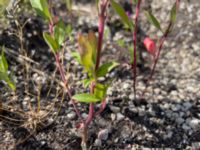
0, 0, 200, 150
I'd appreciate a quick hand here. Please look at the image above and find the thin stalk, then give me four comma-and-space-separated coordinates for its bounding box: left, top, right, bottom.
48, 18, 83, 121
95, 0, 109, 71
55, 53, 83, 121
94, 0, 109, 116
132, 0, 142, 99
95, 99, 106, 116
82, 82, 95, 150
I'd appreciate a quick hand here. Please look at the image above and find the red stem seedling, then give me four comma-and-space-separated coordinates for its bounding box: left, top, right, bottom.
141, 0, 180, 98
30, 0, 113, 149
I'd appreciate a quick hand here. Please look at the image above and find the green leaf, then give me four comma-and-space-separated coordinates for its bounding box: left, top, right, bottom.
0, 72, 16, 91
117, 39, 125, 47
133, 0, 138, 4
82, 78, 93, 88
54, 20, 66, 46
72, 93, 100, 103
94, 83, 108, 100
170, 3, 177, 23
65, 0, 72, 11
145, 11, 161, 31
77, 31, 97, 74
128, 45, 134, 64
66, 24, 72, 37
128, 45, 140, 64
43, 32, 59, 53
96, 61, 119, 77
96, 0, 100, 13
30, 0, 51, 20
0, 48, 8, 73
0, 0, 10, 16
110, 0, 134, 30
71, 51, 81, 64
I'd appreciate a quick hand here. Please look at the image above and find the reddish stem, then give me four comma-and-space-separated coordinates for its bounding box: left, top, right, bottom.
132, 0, 142, 99
95, 0, 109, 71
48, 20, 83, 122
55, 53, 83, 121
84, 0, 109, 137
95, 99, 106, 116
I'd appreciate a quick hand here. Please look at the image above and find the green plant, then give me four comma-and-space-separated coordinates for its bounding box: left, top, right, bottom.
30, 0, 117, 149
110, 0, 180, 100
0, 47, 16, 91
29, 0, 181, 148
141, 0, 180, 97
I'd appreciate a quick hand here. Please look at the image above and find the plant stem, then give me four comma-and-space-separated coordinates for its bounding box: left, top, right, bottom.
95, 0, 109, 71
95, 99, 106, 116
55, 53, 83, 121
132, 0, 142, 100
94, 0, 109, 116
48, 18, 83, 121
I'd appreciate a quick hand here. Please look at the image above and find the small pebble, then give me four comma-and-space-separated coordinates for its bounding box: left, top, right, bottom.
116, 113, 125, 121
110, 106, 120, 113
176, 117, 185, 125
183, 102, 192, 110
188, 118, 200, 130
98, 129, 109, 140
94, 139, 102, 147
67, 112, 76, 120
182, 124, 191, 131
123, 83, 130, 90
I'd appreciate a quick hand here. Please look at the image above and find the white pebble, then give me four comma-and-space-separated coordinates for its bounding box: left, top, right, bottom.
98, 129, 109, 140
188, 118, 200, 130
116, 113, 125, 121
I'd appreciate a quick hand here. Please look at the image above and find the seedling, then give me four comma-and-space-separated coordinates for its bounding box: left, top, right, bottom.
141, 0, 180, 97
110, 0, 140, 99
0, 47, 16, 91
111, 0, 180, 99
30, 0, 118, 149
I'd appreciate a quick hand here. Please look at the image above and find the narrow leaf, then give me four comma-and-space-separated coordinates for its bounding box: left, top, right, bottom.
170, 3, 177, 23
78, 33, 95, 74
0, 72, 16, 91
30, 0, 51, 20
88, 30, 97, 64
128, 45, 134, 64
96, 61, 119, 77
71, 51, 81, 64
72, 93, 100, 103
66, 24, 72, 37
145, 11, 161, 31
54, 20, 66, 46
0, 48, 8, 72
43, 32, 59, 53
94, 83, 108, 100
82, 79, 92, 88
111, 0, 133, 30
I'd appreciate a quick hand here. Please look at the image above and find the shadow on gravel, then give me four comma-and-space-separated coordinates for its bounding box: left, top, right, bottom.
124, 98, 200, 149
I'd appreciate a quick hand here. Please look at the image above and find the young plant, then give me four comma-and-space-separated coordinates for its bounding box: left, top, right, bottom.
0, 47, 16, 91
111, 0, 180, 100
110, 0, 140, 99
141, 0, 180, 97
0, 47, 16, 114
30, 0, 116, 149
